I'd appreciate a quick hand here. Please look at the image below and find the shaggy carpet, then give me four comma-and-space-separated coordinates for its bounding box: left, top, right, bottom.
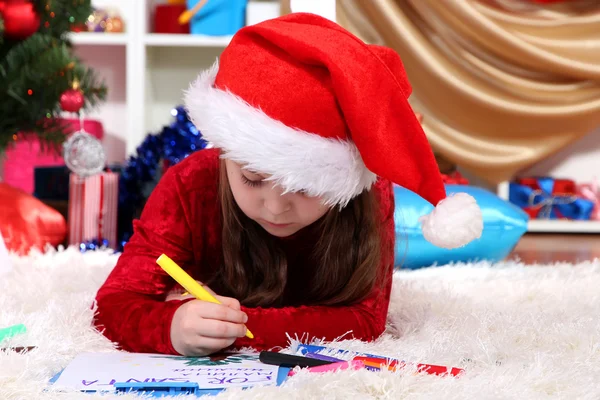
1, 247, 600, 400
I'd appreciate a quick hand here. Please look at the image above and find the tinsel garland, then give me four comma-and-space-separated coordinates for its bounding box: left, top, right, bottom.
80, 106, 208, 252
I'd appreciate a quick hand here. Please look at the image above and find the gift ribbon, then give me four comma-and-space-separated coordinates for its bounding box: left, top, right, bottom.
510, 177, 595, 220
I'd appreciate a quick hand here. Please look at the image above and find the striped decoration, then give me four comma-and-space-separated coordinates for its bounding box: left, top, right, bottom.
68, 172, 119, 248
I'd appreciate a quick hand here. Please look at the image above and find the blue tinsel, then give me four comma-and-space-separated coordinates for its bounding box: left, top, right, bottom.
80, 106, 207, 253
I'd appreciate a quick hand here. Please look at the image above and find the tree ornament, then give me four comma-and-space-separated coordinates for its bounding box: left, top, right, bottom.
60, 79, 85, 112
62, 114, 106, 178
0, 0, 41, 40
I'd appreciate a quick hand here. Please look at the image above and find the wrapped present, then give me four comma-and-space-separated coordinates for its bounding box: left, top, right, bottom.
68, 172, 119, 248
577, 179, 600, 221
509, 176, 595, 220
34, 166, 71, 201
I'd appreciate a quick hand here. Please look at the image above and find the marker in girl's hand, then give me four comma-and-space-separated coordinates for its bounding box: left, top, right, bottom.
156, 254, 254, 339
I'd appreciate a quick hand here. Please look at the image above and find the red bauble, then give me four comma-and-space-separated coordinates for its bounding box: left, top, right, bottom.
0, 0, 40, 40
60, 89, 85, 113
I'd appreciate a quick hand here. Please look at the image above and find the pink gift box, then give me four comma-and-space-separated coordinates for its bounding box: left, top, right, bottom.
2, 119, 104, 194
68, 171, 119, 248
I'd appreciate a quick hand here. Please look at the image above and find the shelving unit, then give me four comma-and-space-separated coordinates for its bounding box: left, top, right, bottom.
68, 0, 285, 163
144, 33, 233, 47
68, 32, 129, 45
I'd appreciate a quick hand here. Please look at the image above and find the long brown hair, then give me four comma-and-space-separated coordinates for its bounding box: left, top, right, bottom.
214, 159, 383, 308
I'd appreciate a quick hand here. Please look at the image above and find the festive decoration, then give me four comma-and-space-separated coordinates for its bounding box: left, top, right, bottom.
79, 238, 110, 252
0, 0, 106, 155
2, 118, 104, 194
62, 130, 106, 177
393, 184, 528, 269
77, 106, 207, 253
85, 7, 125, 33
577, 179, 600, 221
0, 182, 67, 256
59, 81, 85, 112
0, 0, 40, 40
68, 172, 119, 248
509, 177, 595, 220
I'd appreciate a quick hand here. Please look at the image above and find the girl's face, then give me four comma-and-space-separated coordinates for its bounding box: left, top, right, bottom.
225, 159, 330, 237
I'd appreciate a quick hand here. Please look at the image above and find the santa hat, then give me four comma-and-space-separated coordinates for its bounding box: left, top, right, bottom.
184, 13, 482, 249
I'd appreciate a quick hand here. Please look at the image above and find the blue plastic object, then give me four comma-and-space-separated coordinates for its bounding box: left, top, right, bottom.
187, 0, 248, 36
393, 184, 529, 269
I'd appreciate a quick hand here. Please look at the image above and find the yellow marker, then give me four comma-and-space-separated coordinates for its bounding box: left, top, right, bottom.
156, 253, 254, 339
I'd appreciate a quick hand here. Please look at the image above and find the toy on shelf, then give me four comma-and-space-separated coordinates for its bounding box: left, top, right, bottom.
154, 1, 190, 34
179, 0, 208, 25
185, 0, 247, 36
85, 7, 125, 33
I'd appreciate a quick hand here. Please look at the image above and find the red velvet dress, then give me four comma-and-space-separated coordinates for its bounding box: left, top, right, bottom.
93, 149, 396, 355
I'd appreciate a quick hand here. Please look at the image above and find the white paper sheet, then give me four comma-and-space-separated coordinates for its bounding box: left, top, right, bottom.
52, 352, 280, 392
0, 233, 12, 275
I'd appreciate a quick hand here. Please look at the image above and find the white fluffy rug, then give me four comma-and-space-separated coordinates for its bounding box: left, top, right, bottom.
2, 247, 600, 399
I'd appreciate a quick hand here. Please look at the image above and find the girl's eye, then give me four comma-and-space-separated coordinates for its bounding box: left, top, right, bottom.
241, 175, 262, 188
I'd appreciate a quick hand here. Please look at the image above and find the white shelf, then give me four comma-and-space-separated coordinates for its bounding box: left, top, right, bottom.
528, 220, 600, 233
67, 32, 129, 46
144, 34, 232, 48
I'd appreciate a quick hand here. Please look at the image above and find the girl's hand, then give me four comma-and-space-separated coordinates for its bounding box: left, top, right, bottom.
169, 285, 248, 356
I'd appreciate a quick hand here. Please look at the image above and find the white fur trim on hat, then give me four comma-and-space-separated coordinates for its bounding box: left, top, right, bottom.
183, 60, 377, 207
419, 192, 483, 249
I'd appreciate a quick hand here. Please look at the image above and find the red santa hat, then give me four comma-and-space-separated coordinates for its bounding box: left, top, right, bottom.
184, 13, 482, 249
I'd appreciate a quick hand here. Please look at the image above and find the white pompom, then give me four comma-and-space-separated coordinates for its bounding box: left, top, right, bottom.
419, 192, 483, 249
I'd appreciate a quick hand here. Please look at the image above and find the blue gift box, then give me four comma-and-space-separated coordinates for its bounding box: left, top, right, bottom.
187, 0, 248, 36
34, 166, 70, 201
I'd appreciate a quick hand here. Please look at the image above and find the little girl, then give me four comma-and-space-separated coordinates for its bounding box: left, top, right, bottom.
93, 13, 482, 356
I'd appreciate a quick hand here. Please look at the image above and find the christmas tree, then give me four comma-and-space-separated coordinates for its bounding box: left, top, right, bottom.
0, 0, 107, 155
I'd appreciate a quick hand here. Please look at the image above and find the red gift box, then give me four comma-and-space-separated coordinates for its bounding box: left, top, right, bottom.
68, 172, 119, 248
2, 118, 104, 194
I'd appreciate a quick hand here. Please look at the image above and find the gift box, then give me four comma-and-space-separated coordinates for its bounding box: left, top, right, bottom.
187, 0, 247, 36
68, 172, 119, 248
2, 119, 104, 194
577, 179, 600, 221
509, 176, 595, 220
34, 166, 71, 201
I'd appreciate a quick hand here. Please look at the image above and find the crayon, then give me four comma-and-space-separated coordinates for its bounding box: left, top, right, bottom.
0, 324, 26, 343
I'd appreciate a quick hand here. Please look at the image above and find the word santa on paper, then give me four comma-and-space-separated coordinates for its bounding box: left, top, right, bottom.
52, 352, 280, 392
